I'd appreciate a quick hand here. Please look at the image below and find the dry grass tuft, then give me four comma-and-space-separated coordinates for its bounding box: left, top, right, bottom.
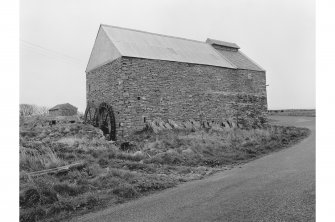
57, 137, 83, 147
20, 146, 65, 171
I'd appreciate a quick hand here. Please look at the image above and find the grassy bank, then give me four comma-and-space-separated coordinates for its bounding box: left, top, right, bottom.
19, 116, 310, 222
268, 109, 315, 117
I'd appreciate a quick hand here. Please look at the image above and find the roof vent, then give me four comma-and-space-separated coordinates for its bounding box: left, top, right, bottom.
206, 38, 240, 50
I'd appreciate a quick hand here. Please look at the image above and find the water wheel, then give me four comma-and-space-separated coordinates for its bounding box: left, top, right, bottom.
83, 102, 99, 127
98, 102, 116, 141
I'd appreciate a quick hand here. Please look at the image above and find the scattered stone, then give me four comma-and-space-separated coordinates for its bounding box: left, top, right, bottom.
145, 118, 241, 134
132, 150, 145, 159
167, 119, 177, 128
183, 121, 193, 130
182, 148, 193, 154
231, 121, 237, 128
158, 121, 166, 129
203, 121, 210, 128
175, 120, 186, 129
167, 149, 178, 154
191, 120, 201, 129
148, 121, 160, 133
164, 122, 172, 130
212, 123, 224, 131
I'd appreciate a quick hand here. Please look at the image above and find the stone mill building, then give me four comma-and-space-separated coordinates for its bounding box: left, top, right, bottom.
86, 24, 267, 138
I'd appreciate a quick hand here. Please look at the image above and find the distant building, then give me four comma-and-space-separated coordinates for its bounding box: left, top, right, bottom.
49, 103, 77, 116
86, 24, 267, 137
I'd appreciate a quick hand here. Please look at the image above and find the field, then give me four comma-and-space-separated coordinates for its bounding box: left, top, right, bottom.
268, 109, 315, 117
19, 115, 310, 222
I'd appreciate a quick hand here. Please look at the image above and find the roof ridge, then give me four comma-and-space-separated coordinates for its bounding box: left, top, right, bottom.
206, 38, 240, 49
101, 24, 206, 44
49, 103, 77, 110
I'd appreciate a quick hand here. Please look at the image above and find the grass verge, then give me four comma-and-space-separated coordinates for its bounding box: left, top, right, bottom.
19, 116, 310, 222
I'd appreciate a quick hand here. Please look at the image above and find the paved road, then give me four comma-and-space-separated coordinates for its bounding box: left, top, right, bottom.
73, 116, 315, 222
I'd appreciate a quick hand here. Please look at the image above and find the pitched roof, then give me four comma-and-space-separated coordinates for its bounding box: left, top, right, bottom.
86, 24, 264, 72
86, 25, 237, 72
214, 49, 265, 71
49, 103, 77, 111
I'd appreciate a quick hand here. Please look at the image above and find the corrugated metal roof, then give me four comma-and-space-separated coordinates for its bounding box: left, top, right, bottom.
206, 38, 240, 49
100, 25, 236, 69
86, 24, 265, 72
214, 49, 265, 71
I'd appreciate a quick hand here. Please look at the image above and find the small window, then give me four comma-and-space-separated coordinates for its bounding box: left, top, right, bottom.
137, 97, 141, 100
143, 117, 146, 123
88, 84, 91, 92
248, 73, 252, 79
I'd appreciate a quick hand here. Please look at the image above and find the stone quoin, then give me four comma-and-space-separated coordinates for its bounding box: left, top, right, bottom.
86, 24, 267, 138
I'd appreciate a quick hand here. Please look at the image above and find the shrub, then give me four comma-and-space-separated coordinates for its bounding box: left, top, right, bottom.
145, 152, 183, 165
40, 189, 58, 205
98, 157, 109, 167
20, 188, 40, 208
109, 168, 136, 181
123, 162, 156, 173
86, 163, 104, 177
116, 152, 145, 162
20, 206, 46, 222
91, 174, 122, 189
53, 182, 83, 197
78, 194, 99, 210
47, 200, 75, 217
111, 184, 139, 198
134, 177, 175, 192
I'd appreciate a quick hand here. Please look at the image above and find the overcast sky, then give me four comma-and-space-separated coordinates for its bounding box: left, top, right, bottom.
20, 0, 315, 112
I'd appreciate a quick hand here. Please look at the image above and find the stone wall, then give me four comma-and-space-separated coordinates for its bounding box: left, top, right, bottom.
86, 57, 267, 138
49, 109, 77, 116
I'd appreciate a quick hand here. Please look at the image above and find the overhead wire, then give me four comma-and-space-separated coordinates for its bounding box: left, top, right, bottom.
20, 39, 86, 67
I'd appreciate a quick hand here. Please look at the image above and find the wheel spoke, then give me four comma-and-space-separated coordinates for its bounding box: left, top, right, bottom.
101, 111, 106, 124
104, 112, 108, 122
107, 116, 111, 131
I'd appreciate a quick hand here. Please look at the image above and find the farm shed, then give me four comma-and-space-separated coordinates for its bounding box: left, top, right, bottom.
85, 24, 267, 138
49, 103, 78, 116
